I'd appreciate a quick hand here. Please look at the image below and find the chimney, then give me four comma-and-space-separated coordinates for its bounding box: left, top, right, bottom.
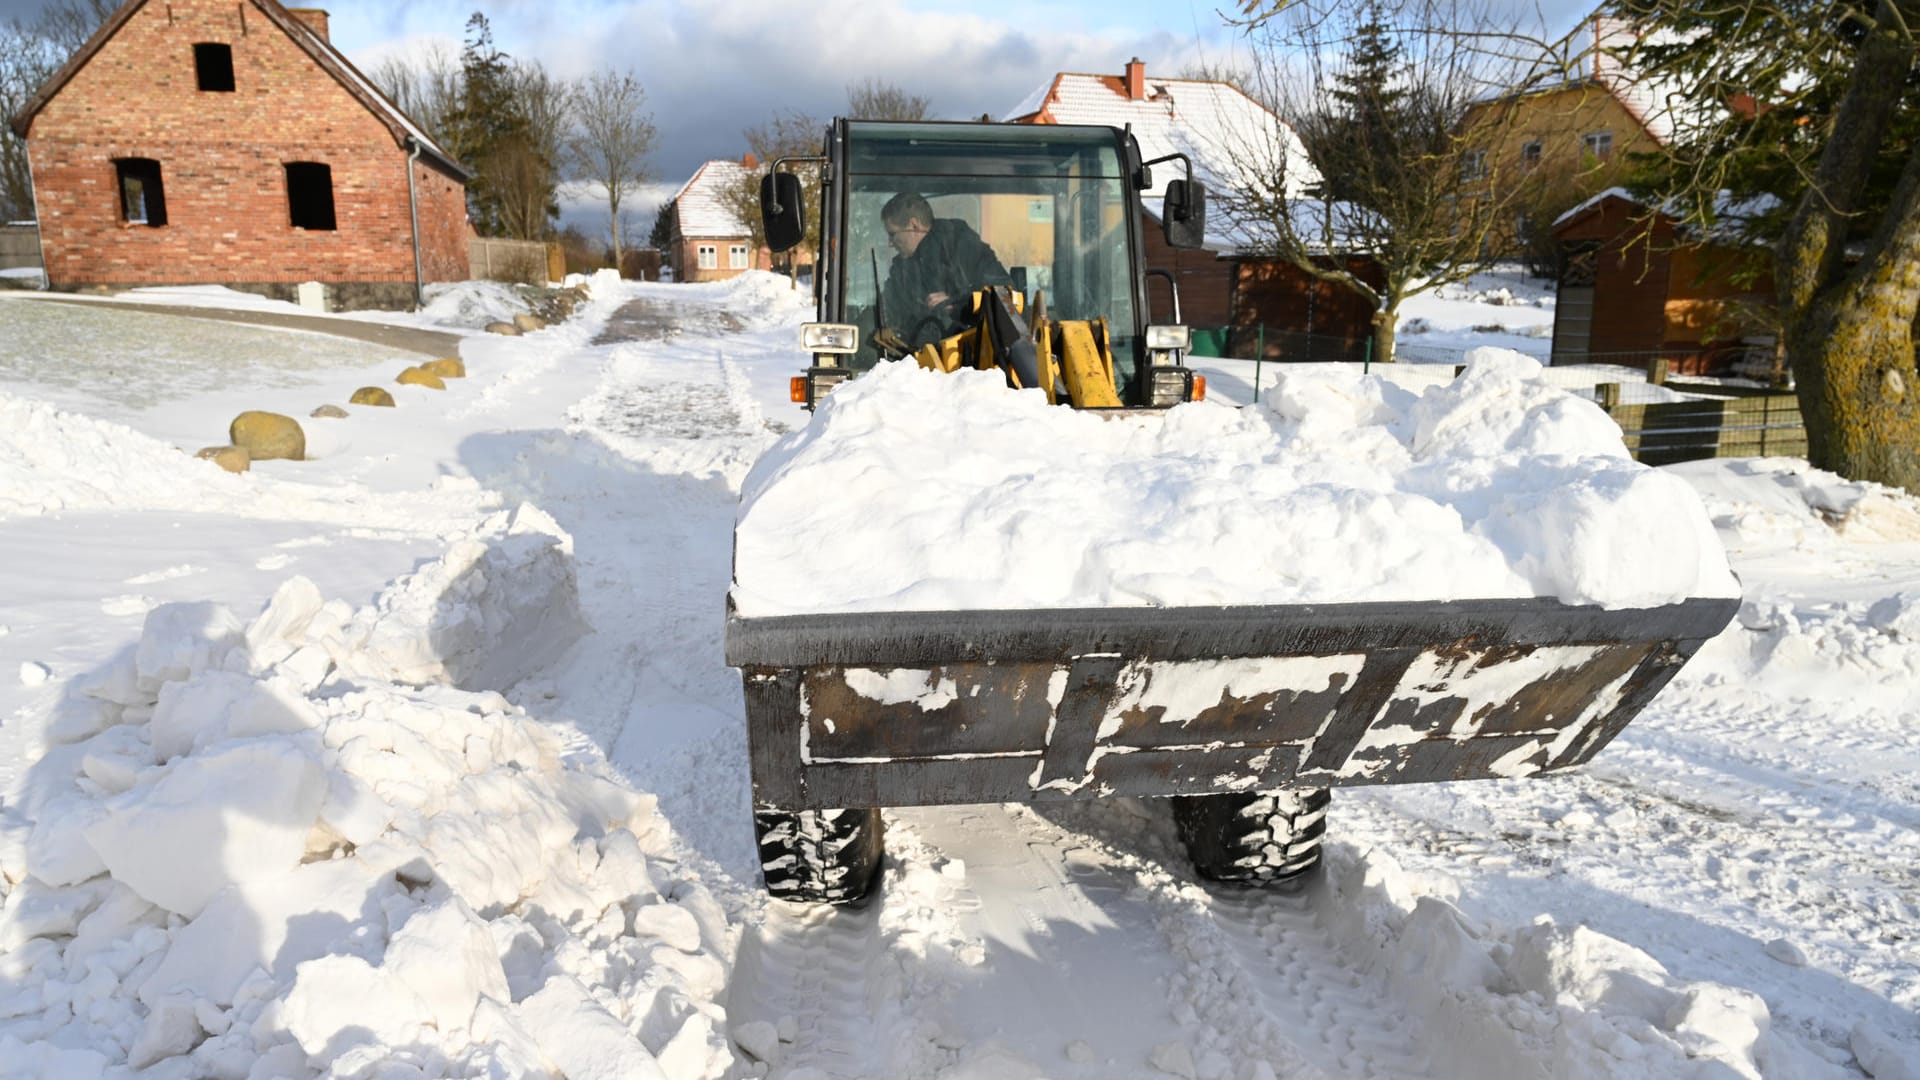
741, 152, 759, 170
1124, 57, 1146, 100
287, 8, 330, 42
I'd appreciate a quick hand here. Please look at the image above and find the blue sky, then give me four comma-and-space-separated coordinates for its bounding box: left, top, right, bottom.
6, 0, 1598, 238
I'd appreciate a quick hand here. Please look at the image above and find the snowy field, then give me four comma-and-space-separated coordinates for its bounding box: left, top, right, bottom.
0, 273, 1916, 1079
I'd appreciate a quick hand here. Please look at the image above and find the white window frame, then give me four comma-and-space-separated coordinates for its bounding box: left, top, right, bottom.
729, 244, 749, 269
1582, 131, 1614, 160
697, 244, 717, 269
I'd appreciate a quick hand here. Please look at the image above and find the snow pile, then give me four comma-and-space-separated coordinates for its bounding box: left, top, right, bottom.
703, 271, 814, 331
1316, 845, 1832, 1079
732, 349, 1737, 615
1672, 458, 1920, 710
420, 281, 534, 329
0, 522, 734, 1078
324, 504, 589, 693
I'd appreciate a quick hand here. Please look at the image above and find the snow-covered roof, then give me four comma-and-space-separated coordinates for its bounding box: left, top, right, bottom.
1005, 64, 1321, 253
1552, 185, 1783, 246
670, 159, 754, 240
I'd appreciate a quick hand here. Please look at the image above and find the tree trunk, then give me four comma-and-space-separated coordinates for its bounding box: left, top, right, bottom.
1372, 308, 1396, 364
1789, 293, 1920, 492
1777, 0, 1920, 492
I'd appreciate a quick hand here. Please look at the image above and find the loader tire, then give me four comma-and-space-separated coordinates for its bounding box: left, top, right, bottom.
754, 807, 885, 905
1172, 789, 1330, 887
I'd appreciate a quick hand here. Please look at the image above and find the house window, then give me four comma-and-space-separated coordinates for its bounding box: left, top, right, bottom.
113, 158, 166, 226
193, 43, 234, 92
1582, 131, 1614, 160
1521, 141, 1542, 170
1460, 149, 1487, 182
729, 244, 749, 269
697, 244, 716, 269
283, 162, 336, 230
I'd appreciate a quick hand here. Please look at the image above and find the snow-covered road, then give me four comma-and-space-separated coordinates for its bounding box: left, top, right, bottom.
2, 274, 1915, 1079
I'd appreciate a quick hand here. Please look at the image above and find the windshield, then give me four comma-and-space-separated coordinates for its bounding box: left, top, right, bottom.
840, 122, 1140, 394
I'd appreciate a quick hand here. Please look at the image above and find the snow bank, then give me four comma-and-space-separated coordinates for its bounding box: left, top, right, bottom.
420, 281, 534, 329
1671, 458, 1920, 711
732, 350, 1737, 615
0, 391, 500, 533
0, 517, 732, 1078
1311, 845, 1822, 1079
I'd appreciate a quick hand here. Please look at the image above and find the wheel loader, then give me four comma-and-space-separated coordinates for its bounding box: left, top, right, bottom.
726, 119, 1737, 904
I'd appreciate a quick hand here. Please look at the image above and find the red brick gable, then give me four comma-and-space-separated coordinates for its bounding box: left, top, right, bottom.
9, 0, 463, 178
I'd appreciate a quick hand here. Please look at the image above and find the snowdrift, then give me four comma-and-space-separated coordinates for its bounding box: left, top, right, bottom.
0, 510, 736, 1078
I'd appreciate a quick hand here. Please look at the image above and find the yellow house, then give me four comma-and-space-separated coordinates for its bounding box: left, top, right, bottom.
1458, 17, 1676, 257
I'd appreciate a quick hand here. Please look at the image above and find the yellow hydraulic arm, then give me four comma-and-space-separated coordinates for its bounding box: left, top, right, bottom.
910, 288, 1122, 409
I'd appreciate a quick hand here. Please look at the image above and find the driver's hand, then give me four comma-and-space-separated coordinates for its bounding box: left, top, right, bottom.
925, 292, 949, 308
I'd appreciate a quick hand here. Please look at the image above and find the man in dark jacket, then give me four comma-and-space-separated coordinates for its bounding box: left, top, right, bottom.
880, 192, 1013, 348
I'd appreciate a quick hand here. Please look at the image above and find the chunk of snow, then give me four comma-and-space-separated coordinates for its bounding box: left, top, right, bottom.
17, 660, 49, 685
282, 953, 436, 1058
731, 1019, 780, 1064
1149, 1040, 1199, 1078
83, 736, 327, 917
516, 975, 668, 1080
1851, 1022, 1920, 1080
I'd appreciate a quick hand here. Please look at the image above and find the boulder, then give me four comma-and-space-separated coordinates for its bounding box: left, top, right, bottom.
396, 367, 446, 390
422, 357, 466, 379
228, 412, 304, 462
349, 386, 395, 407
194, 446, 251, 473
309, 405, 349, 419
484, 321, 521, 336
512, 314, 546, 333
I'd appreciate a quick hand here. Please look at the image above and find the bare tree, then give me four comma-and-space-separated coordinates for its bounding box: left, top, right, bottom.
1223, 0, 1562, 361
566, 70, 656, 263
846, 78, 931, 121
2, 0, 114, 221
368, 42, 462, 149
720, 110, 827, 271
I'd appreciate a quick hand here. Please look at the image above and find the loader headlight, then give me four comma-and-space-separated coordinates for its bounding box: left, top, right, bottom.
1149, 365, 1195, 407
799, 323, 859, 354
1144, 324, 1191, 351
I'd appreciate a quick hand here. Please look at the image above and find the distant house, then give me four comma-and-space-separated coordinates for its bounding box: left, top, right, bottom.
665, 154, 772, 283
1007, 58, 1382, 359
1549, 188, 1774, 375
8, 0, 469, 310
1459, 17, 1682, 256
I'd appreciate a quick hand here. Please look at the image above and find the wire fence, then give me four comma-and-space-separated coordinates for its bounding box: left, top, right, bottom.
1187, 327, 1806, 464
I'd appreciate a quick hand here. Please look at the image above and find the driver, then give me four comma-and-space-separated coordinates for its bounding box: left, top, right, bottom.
880, 192, 1013, 349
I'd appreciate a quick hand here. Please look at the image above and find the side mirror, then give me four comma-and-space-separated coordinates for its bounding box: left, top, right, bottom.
1162, 179, 1208, 250
761, 171, 805, 254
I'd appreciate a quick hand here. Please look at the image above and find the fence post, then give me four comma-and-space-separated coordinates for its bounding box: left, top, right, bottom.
1454, 364, 1467, 379
1253, 324, 1265, 404
1650, 357, 1669, 386
1363, 334, 1372, 374
1597, 382, 1621, 410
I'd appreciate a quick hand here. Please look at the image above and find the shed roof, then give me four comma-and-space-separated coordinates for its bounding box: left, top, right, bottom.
8, 0, 467, 178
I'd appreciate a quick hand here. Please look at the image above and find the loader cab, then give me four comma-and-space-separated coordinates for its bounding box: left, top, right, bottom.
779, 119, 1199, 407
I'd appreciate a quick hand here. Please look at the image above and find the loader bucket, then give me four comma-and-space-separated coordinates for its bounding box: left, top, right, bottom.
726, 595, 1738, 811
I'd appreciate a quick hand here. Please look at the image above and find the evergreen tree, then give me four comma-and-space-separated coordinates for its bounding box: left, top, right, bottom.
444, 13, 559, 239
648, 200, 676, 253
1316, 2, 1411, 206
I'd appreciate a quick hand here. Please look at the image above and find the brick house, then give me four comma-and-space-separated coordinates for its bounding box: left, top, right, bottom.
8, 0, 469, 310
1549, 189, 1774, 375
1007, 59, 1383, 359
666, 154, 772, 283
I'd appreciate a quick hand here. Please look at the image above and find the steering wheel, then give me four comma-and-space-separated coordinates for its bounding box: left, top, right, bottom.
903, 296, 962, 348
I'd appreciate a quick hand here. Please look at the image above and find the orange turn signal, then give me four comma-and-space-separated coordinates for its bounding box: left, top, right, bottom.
1193, 374, 1207, 401
790, 376, 808, 404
